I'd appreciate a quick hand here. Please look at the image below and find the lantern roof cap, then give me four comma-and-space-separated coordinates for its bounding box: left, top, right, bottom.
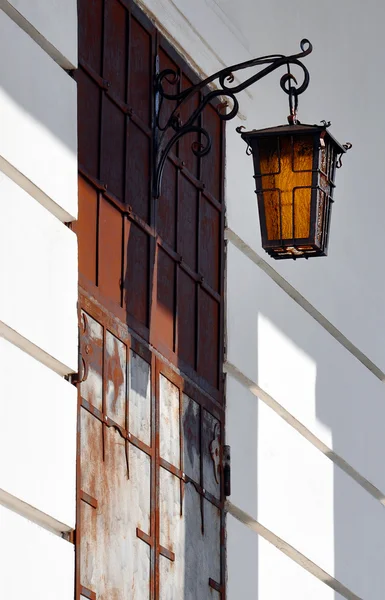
240, 122, 346, 153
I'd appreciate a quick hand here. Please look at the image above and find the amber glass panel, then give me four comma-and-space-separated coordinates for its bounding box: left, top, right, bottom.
258, 135, 313, 240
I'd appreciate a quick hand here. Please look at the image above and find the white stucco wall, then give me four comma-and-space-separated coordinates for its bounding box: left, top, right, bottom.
0, 0, 77, 68
0, 3, 77, 599
139, 1, 385, 598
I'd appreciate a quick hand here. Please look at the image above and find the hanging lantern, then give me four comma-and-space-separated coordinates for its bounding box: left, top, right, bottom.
240, 122, 349, 259
153, 36, 351, 259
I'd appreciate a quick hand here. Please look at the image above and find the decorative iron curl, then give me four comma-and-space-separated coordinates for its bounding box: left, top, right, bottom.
153, 39, 313, 198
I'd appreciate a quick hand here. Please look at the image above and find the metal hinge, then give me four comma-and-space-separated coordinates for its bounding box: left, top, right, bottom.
223, 445, 231, 497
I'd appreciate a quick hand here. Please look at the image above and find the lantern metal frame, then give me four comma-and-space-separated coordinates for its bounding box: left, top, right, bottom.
153, 39, 315, 199
239, 122, 350, 259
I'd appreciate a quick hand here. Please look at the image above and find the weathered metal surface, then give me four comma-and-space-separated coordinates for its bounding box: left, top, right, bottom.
159, 374, 180, 468
106, 331, 126, 428
75, 0, 225, 402
77, 0, 225, 598
77, 297, 226, 599
80, 311, 103, 412
203, 410, 221, 500
159, 467, 221, 599
182, 393, 200, 483
80, 401, 151, 599
129, 350, 151, 446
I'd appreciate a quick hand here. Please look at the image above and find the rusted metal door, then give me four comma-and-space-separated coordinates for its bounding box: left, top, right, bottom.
74, 1, 225, 598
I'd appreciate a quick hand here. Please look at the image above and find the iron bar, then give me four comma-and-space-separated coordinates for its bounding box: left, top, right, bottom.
153, 39, 313, 197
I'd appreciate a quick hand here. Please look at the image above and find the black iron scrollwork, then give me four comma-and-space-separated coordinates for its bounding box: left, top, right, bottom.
153, 39, 313, 198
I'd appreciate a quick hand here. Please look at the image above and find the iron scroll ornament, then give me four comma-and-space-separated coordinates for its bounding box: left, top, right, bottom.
153, 39, 313, 198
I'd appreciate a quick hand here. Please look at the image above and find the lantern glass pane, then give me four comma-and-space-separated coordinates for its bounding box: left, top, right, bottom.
258, 135, 313, 241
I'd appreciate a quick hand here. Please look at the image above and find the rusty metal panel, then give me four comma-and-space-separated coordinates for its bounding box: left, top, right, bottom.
157, 158, 177, 250
100, 96, 126, 201
77, 1, 226, 598
159, 374, 180, 468
126, 122, 151, 222
200, 196, 221, 292
129, 349, 151, 446
106, 331, 126, 428
80, 311, 103, 412
159, 467, 221, 599
77, 68, 100, 177
103, 0, 128, 101
78, 0, 103, 73
123, 221, 150, 326
80, 418, 151, 599
198, 289, 219, 389
155, 248, 176, 351
178, 175, 198, 272
98, 197, 123, 305
202, 410, 221, 500
75, 176, 98, 285
76, 0, 224, 398
182, 393, 200, 483
129, 16, 152, 126
177, 270, 196, 368
79, 310, 153, 599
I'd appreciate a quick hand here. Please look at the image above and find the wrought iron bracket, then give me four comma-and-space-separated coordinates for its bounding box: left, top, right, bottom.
153, 39, 313, 198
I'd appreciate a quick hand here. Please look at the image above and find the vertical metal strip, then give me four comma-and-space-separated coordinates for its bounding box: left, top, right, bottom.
179, 385, 184, 517
148, 30, 159, 333
96, 191, 101, 288
199, 405, 205, 535
121, 8, 130, 309
102, 325, 107, 462
125, 339, 130, 479
174, 170, 180, 356
121, 216, 126, 309
218, 115, 225, 397
219, 115, 226, 600
154, 357, 161, 599
98, 0, 107, 183
75, 306, 82, 600
121, 10, 131, 308
195, 92, 203, 373
148, 350, 156, 600
174, 66, 182, 356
